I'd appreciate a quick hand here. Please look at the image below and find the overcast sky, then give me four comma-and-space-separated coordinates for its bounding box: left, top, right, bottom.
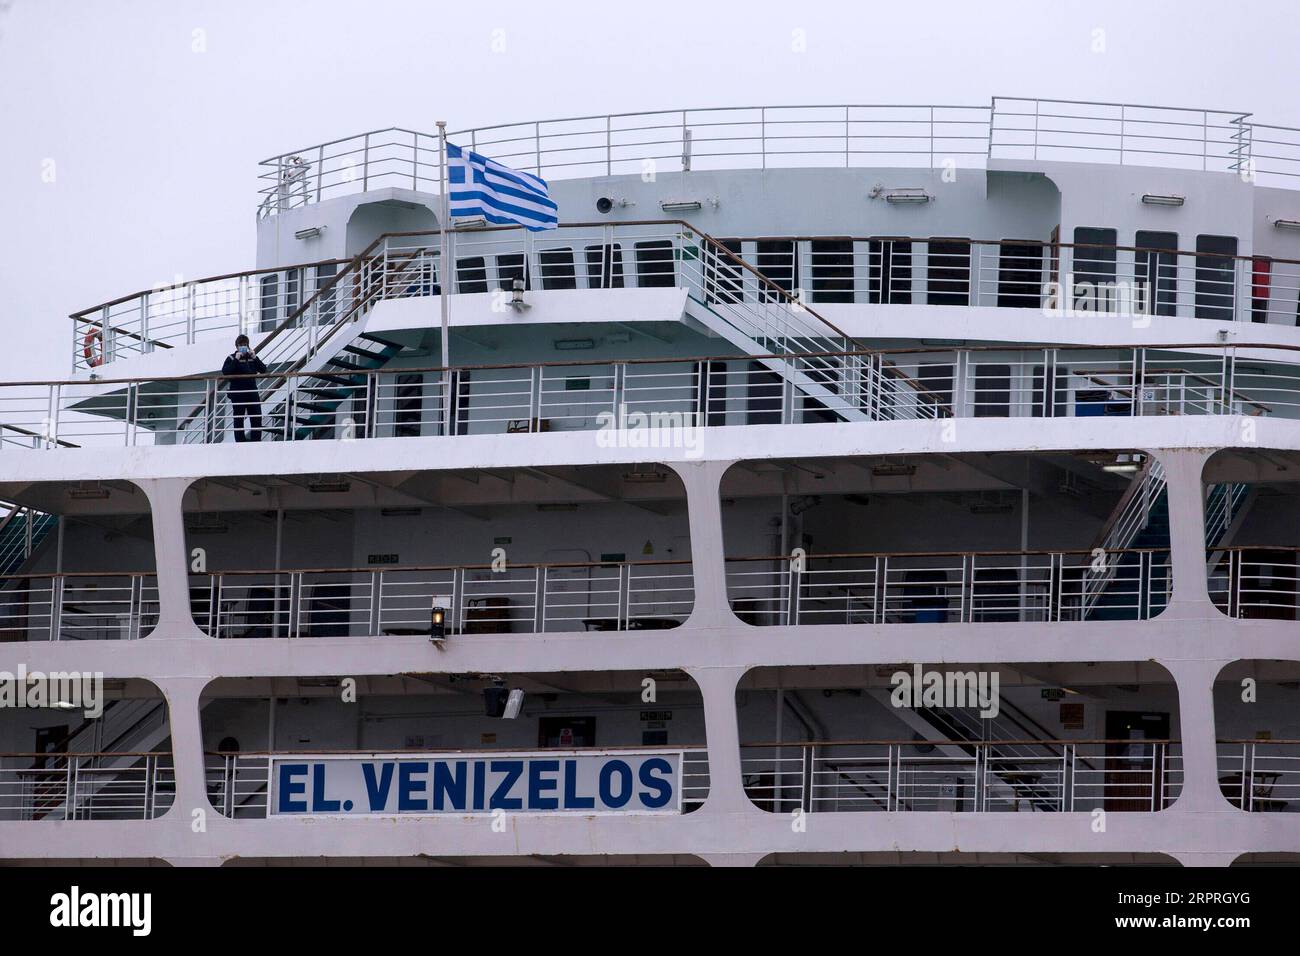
2, 0, 1298, 378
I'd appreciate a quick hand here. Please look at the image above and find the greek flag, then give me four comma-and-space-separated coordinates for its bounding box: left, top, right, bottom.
446, 142, 558, 231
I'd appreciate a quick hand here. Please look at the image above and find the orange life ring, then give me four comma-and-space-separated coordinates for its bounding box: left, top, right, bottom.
83, 328, 103, 368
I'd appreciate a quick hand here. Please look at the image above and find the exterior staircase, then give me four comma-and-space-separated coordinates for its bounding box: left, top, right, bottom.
29, 697, 173, 820
667, 227, 878, 423
0, 503, 56, 576
267, 331, 405, 440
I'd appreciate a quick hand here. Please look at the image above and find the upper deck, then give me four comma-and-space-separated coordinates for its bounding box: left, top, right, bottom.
257, 96, 1300, 216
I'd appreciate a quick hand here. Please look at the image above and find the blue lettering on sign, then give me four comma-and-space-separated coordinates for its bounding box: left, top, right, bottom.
278, 763, 308, 813
432, 760, 466, 811
563, 759, 595, 809
312, 763, 340, 813
363, 762, 394, 811
489, 760, 524, 809
472, 760, 486, 811
638, 757, 674, 808
528, 759, 560, 810
273, 753, 679, 815
599, 759, 633, 808
398, 761, 429, 811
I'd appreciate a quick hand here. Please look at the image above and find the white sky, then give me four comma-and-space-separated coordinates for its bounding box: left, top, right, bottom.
2, 0, 1298, 378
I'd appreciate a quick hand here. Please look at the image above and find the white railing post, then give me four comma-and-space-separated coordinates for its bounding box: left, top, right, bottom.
368, 571, 382, 635
533, 566, 545, 633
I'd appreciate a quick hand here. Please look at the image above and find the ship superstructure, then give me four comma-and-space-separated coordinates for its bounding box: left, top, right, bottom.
3, 97, 1300, 866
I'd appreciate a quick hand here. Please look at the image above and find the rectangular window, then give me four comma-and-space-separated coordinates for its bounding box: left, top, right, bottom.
495, 253, 530, 292
810, 239, 854, 303
456, 256, 489, 294
705, 239, 743, 304
693, 360, 728, 426
635, 240, 675, 288
1135, 231, 1178, 318
1195, 234, 1238, 321
315, 262, 338, 325
746, 361, 783, 424
1030, 365, 1069, 418
538, 248, 577, 290
997, 242, 1043, 308
584, 244, 624, 289
394, 374, 423, 438
284, 268, 300, 319
869, 239, 912, 304
756, 240, 797, 302
926, 239, 971, 306
973, 364, 1011, 417
259, 273, 280, 333
1072, 227, 1117, 312
919, 362, 954, 412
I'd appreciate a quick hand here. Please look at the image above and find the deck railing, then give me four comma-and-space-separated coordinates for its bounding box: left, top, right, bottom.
11, 741, 1297, 819
741, 738, 1183, 813
69, 224, 1300, 369
254, 97, 1300, 216
1208, 547, 1300, 620
0, 572, 159, 641
16, 340, 1296, 452
188, 559, 694, 639
1217, 741, 1300, 811
199, 740, 1183, 817
0, 752, 174, 820
726, 548, 1172, 625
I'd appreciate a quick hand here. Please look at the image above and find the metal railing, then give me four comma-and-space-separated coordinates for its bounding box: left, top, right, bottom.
253, 98, 1300, 216
0, 752, 174, 820
190, 559, 694, 638
258, 128, 442, 217
0, 572, 159, 641
1217, 741, 1300, 810
727, 548, 1172, 625
204, 748, 713, 817
989, 97, 1251, 173
741, 739, 1182, 813
1208, 547, 1300, 620
24, 338, 1300, 451
70, 225, 1300, 370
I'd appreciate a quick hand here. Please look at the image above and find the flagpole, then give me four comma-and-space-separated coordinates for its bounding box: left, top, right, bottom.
436, 121, 451, 433
436, 120, 450, 373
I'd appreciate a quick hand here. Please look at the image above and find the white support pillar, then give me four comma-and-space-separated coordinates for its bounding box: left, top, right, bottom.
674, 459, 737, 629
155, 675, 215, 845
1155, 448, 1214, 615
688, 664, 752, 814
136, 478, 207, 639
1164, 656, 1228, 814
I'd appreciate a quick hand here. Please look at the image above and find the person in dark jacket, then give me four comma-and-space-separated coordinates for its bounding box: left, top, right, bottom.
221, 334, 268, 442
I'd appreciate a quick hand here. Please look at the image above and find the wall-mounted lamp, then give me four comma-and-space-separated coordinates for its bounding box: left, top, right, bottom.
293, 226, 324, 240
511, 277, 530, 312
430, 605, 447, 644
659, 199, 716, 213
883, 188, 932, 205
1273, 219, 1300, 231
1141, 194, 1185, 207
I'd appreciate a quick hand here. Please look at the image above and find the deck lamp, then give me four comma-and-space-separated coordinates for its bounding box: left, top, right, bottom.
510, 277, 530, 312
1141, 194, 1184, 207
430, 605, 447, 642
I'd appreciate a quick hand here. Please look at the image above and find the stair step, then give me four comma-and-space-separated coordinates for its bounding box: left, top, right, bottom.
357, 334, 404, 351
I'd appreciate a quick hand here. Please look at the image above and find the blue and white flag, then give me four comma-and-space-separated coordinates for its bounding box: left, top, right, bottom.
446, 142, 558, 231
